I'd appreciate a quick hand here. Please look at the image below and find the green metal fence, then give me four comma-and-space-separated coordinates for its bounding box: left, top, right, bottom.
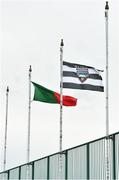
0, 132, 119, 179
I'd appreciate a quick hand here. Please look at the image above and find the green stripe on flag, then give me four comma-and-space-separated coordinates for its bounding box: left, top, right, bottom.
32, 82, 57, 103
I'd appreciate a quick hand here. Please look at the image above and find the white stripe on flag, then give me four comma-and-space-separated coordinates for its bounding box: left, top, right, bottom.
63, 65, 100, 75
63, 77, 103, 87
63, 65, 76, 73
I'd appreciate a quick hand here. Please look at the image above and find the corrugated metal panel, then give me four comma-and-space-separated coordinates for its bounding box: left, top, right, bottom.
20, 164, 32, 179
67, 145, 87, 179
89, 139, 106, 179
0, 172, 8, 180
9, 167, 19, 179
34, 158, 47, 179
49, 153, 65, 179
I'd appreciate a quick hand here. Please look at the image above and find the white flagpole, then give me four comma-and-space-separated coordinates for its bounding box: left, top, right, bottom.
27, 65, 32, 179
3, 86, 9, 172
105, 2, 110, 180
59, 39, 64, 178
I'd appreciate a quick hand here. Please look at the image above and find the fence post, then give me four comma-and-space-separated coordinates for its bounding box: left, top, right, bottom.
47, 156, 50, 179
112, 134, 116, 179
87, 143, 90, 179
19, 166, 21, 180
32, 162, 34, 180
7, 170, 10, 180
65, 150, 68, 179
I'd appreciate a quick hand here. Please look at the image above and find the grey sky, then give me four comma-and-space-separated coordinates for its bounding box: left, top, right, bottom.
0, 0, 119, 171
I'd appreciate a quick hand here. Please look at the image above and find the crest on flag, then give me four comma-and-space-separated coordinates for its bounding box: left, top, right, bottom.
76, 66, 89, 83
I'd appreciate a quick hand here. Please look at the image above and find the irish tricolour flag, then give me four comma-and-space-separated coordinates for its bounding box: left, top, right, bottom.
32, 82, 77, 106
63, 61, 104, 92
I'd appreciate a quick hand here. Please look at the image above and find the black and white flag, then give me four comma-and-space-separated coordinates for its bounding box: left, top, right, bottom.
63, 61, 104, 92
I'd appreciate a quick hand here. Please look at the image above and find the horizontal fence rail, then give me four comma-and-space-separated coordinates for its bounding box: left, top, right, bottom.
0, 132, 119, 179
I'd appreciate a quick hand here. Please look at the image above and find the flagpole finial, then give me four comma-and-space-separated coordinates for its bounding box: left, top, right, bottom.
105, 1, 109, 10
6, 86, 9, 93
29, 65, 32, 72
60, 39, 64, 47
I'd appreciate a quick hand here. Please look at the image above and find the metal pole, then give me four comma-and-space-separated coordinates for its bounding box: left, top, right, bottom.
59, 39, 64, 178
105, 2, 110, 180
27, 65, 32, 179
3, 86, 9, 172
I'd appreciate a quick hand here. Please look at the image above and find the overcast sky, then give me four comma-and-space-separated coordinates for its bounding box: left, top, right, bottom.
0, 0, 119, 171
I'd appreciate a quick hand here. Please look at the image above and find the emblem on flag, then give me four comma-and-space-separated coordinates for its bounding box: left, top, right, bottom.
76, 66, 89, 83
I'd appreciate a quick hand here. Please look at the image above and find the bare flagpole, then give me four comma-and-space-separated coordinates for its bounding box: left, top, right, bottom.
3, 86, 9, 172
105, 2, 110, 180
27, 65, 32, 179
59, 39, 64, 178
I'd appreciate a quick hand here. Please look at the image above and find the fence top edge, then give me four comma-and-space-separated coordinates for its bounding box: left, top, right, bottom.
0, 131, 119, 174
